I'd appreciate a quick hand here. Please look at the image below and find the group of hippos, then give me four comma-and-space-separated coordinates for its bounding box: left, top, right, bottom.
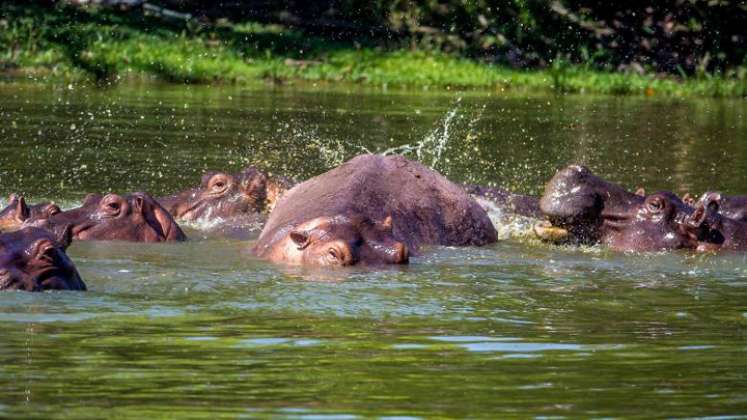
2, 153, 746, 292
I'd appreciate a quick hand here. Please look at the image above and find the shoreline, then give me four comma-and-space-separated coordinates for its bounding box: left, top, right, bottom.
2, 5, 745, 99
3, 60, 746, 100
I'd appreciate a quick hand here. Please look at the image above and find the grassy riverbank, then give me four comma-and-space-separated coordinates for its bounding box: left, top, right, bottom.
2, 4, 745, 98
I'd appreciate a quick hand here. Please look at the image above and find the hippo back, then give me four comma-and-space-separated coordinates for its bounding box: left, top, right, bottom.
256, 154, 497, 253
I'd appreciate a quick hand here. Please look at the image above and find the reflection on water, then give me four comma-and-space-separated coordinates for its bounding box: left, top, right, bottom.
0, 82, 746, 417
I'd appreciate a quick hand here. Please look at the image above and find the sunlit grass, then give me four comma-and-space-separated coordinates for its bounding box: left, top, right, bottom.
1, 4, 745, 98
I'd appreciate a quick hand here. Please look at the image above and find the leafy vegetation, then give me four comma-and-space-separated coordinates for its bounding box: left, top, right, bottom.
1, 3, 745, 97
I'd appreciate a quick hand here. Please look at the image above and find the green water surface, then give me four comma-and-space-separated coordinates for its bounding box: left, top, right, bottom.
0, 82, 746, 418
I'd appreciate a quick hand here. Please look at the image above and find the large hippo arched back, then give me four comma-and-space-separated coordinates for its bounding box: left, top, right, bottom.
253, 154, 497, 266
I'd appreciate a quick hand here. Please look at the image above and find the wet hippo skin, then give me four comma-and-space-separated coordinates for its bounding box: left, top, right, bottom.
0, 194, 60, 232
254, 154, 497, 267
0, 226, 86, 292
682, 192, 747, 251
26, 192, 186, 242
538, 165, 698, 251
158, 166, 293, 222
464, 184, 542, 219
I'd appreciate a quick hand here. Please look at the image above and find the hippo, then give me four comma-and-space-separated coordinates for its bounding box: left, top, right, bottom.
26, 192, 186, 242
681, 192, 747, 251
683, 192, 747, 223
597, 191, 700, 251
464, 184, 542, 219
253, 154, 497, 267
0, 226, 86, 291
537, 165, 697, 251
158, 167, 293, 222
537, 165, 646, 244
0, 195, 60, 232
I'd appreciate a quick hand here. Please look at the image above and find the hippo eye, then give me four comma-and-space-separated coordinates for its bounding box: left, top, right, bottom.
328, 248, 339, 260
209, 176, 230, 194
647, 197, 665, 213
47, 205, 61, 216
212, 181, 227, 192
100, 199, 123, 217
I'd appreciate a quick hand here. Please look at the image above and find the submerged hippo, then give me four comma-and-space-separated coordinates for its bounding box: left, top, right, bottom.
253, 154, 497, 266
464, 184, 542, 219
27, 192, 186, 242
684, 192, 747, 223
0, 195, 60, 232
538, 165, 644, 244
682, 192, 747, 251
598, 191, 699, 251
537, 165, 697, 251
158, 167, 292, 222
0, 226, 86, 291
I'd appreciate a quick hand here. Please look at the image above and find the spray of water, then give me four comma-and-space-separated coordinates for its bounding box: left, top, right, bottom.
244, 121, 369, 182
379, 97, 468, 171
474, 197, 539, 240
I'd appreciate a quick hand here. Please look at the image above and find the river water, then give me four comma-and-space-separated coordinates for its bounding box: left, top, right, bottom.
1, 82, 746, 418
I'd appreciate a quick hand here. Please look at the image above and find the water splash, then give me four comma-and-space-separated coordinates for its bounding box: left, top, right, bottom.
417, 97, 461, 168
379, 98, 465, 168
380, 97, 488, 176
474, 197, 539, 240
246, 97, 490, 184
245, 121, 368, 181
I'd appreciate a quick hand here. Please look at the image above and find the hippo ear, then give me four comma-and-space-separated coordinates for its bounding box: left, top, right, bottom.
241, 171, 268, 202
83, 193, 101, 206
381, 215, 393, 231
55, 224, 74, 250
635, 187, 646, 197
290, 230, 311, 250
45, 203, 61, 217
132, 195, 145, 214
14, 196, 30, 222
246, 175, 267, 193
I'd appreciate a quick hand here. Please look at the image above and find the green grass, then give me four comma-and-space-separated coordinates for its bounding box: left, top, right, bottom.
2, 4, 746, 98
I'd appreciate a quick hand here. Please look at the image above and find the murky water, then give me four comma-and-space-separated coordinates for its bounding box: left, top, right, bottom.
1, 82, 746, 418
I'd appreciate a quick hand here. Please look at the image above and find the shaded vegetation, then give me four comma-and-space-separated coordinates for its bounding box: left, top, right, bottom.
0, 3, 745, 97
156, 0, 747, 76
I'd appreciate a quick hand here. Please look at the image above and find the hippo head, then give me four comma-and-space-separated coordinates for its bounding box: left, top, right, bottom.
599, 191, 697, 251
261, 214, 409, 267
680, 192, 725, 251
0, 195, 60, 232
680, 192, 747, 252
159, 167, 272, 222
27, 192, 186, 242
0, 226, 86, 291
539, 165, 644, 244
